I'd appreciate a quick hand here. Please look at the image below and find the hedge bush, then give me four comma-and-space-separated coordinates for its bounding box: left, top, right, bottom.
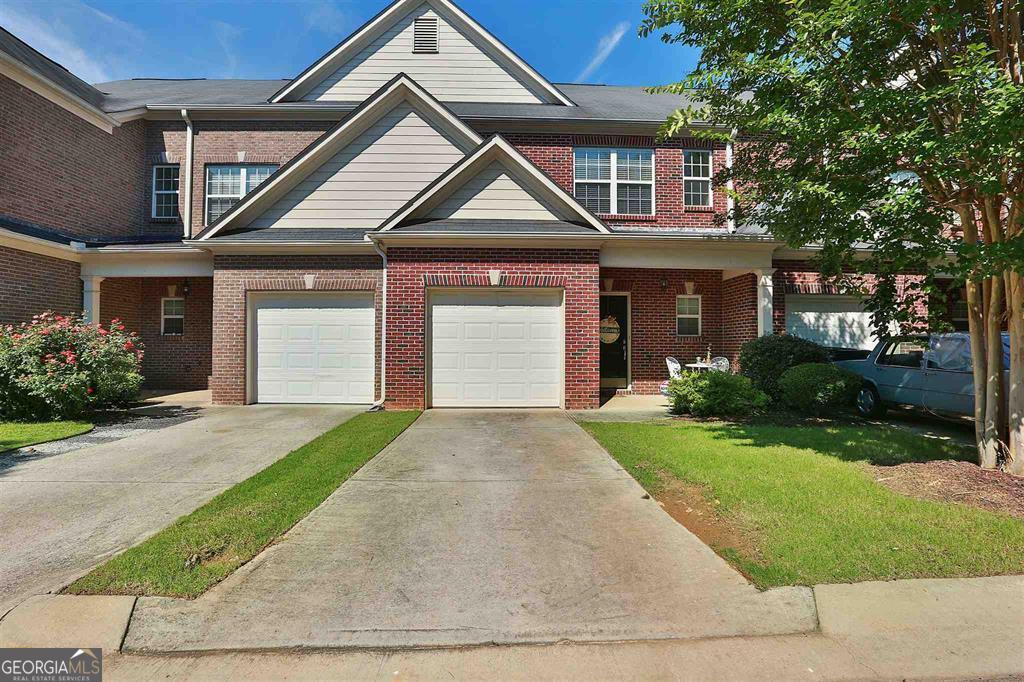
738, 334, 829, 400
668, 371, 769, 418
778, 363, 862, 416
0, 312, 144, 421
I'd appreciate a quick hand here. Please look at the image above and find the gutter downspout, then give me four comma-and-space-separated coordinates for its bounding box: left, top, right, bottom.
725, 128, 736, 233
181, 109, 194, 238
369, 239, 387, 411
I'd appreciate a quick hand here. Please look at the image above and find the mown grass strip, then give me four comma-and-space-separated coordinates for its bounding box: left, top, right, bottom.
582, 420, 1024, 588
67, 410, 420, 598
0, 420, 93, 453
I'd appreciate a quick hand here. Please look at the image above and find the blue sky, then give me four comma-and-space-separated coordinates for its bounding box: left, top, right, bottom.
0, 0, 699, 87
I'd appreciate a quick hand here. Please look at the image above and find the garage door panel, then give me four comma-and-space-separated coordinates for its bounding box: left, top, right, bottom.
254, 294, 374, 404
785, 295, 878, 350
430, 290, 562, 407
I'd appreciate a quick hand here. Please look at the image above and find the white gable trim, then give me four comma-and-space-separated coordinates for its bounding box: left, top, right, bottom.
379, 135, 609, 232
270, 0, 573, 106
197, 74, 482, 241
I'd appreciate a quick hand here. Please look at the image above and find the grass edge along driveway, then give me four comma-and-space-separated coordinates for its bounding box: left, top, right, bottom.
582, 420, 1024, 589
1, 420, 93, 453
67, 410, 420, 598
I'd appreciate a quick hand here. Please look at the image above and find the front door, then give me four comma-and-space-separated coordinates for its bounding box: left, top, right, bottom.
600, 294, 629, 388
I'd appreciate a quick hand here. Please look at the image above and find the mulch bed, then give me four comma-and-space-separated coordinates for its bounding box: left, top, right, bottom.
870, 460, 1024, 519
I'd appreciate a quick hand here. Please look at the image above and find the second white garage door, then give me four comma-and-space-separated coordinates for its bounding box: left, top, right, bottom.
253, 293, 375, 404
785, 294, 878, 350
430, 290, 562, 407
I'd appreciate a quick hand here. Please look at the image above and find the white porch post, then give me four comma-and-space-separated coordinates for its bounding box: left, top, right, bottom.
81, 276, 104, 324
756, 268, 776, 337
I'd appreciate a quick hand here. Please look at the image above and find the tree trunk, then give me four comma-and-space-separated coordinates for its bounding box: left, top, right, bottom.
965, 278, 995, 466
1005, 273, 1024, 476
981, 273, 1007, 468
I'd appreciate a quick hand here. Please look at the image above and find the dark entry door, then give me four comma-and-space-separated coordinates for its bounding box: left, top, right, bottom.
600, 295, 629, 388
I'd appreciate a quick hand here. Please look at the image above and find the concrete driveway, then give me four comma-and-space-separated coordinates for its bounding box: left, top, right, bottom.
126, 410, 815, 652
0, 404, 363, 615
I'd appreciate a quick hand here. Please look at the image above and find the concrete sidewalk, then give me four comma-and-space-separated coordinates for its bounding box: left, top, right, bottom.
0, 403, 363, 614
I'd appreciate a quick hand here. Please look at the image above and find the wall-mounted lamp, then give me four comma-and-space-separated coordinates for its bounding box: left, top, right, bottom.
182, 279, 191, 297
660, 279, 668, 289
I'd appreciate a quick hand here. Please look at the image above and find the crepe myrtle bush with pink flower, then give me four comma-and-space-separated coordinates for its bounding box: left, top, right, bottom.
0, 312, 144, 420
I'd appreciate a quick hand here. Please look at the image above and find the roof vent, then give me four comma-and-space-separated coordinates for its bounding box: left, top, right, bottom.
413, 17, 439, 53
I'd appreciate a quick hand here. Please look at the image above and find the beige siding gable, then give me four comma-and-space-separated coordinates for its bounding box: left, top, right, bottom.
303, 4, 545, 104
426, 160, 567, 221
248, 102, 465, 229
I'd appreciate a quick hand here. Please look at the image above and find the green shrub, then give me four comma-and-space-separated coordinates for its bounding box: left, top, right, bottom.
668, 371, 769, 418
778, 363, 862, 416
738, 334, 829, 400
0, 312, 144, 421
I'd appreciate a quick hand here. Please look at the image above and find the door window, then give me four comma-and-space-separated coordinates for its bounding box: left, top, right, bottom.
876, 339, 926, 368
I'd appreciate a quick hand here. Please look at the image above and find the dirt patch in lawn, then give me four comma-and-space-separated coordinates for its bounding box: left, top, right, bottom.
652, 473, 762, 575
871, 460, 1024, 519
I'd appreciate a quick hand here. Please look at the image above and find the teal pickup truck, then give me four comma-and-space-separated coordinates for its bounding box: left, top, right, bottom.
835, 332, 1011, 418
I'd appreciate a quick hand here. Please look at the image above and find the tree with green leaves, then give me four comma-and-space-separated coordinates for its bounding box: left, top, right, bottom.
641, 0, 1023, 472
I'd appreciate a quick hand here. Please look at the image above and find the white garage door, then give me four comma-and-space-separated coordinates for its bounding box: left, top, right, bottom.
785, 294, 878, 350
430, 290, 562, 407
253, 294, 374, 404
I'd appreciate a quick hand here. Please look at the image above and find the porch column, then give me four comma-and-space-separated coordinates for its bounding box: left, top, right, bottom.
81, 276, 104, 324
756, 268, 776, 337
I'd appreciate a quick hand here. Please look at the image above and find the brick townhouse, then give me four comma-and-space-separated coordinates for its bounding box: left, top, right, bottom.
0, 0, 942, 409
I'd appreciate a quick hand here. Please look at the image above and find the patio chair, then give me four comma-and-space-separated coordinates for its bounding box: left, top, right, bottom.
661, 356, 683, 396
709, 356, 731, 373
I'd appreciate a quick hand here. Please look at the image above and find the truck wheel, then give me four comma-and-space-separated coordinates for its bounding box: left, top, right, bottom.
856, 385, 886, 418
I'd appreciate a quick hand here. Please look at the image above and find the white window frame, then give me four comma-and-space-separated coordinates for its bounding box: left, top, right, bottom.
161, 297, 185, 336
682, 149, 713, 208
204, 164, 277, 225
151, 164, 180, 219
676, 295, 702, 336
573, 147, 656, 216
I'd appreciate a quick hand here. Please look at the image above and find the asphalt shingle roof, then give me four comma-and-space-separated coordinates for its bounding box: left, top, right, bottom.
0, 28, 106, 109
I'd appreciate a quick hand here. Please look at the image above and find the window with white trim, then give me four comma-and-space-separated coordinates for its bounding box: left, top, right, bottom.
152, 165, 180, 219
205, 164, 277, 225
161, 297, 185, 335
676, 295, 701, 336
683, 150, 712, 207
574, 148, 654, 215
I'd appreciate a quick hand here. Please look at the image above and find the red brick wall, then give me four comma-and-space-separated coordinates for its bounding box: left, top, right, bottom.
99, 277, 212, 390
721, 273, 758, 364
0, 75, 147, 239
210, 255, 383, 404
386, 248, 601, 409
599, 267, 724, 393
772, 260, 927, 335
504, 133, 729, 231
0, 246, 81, 324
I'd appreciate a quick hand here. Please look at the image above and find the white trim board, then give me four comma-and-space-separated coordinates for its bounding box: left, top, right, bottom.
379, 135, 609, 232
270, 0, 573, 106
197, 74, 483, 241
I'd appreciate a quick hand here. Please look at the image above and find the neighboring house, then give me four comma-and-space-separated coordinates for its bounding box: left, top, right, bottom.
0, 0, 935, 408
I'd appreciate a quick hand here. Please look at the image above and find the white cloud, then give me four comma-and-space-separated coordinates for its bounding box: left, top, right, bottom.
302, 0, 347, 36
574, 20, 630, 83
0, 0, 147, 83
212, 21, 244, 78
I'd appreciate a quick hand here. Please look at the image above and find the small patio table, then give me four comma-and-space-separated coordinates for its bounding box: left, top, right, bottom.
685, 362, 712, 372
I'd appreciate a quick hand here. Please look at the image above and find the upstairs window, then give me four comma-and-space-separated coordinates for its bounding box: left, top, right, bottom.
152, 165, 180, 219
574, 148, 654, 216
676, 295, 701, 336
205, 164, 277, 225
413, 16, 439, 53
683, 150, 712, 207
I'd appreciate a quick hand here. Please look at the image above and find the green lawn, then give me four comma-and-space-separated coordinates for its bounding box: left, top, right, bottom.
582, 420, 1024, 588
68, 410, 420, 598
0, 420, 93, 452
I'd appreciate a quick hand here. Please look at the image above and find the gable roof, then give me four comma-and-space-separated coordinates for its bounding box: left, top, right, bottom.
269, 0, 573, 106
380, 134, 609, 232
196, 73, 482, 240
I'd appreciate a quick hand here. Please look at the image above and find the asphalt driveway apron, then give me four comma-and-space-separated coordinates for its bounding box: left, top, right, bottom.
0, 404, 364, 615
126, 410, 815, 652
